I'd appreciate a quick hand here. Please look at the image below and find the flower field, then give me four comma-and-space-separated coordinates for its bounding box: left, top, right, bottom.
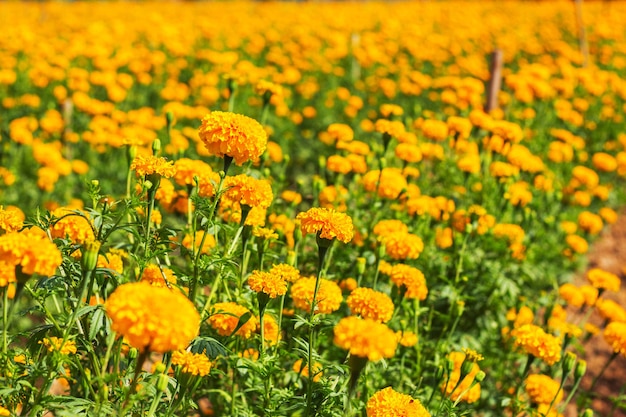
2, 1, 626, 416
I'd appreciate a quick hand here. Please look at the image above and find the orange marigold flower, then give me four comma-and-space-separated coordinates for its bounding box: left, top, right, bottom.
198, 111, 267, 165
319, 185, 349, 211
362, 168, 407, 200
565, 234, 588, 254
577, 211, 603, 235
592, 152, 617, 172
208, 302, 258, 339
558, 283, 584, 308
173, 158, 214, 188
587, 268, 620, 292
396, 330, 418, 347
595, 299, 626, 323
394, 143, 422, 163
604, 322, 626, 357
506, 306, 535, 329
346, 287, 394, 323
223, 174, 273, 209
366, 386, 431, 417
50, 208, 95, 244
511, 324, 562, 365
291, 277, 342, 314
296, 207, 354, 243
442, 351, 482, 404
269, 263, 300, 283
421, 119, 449, 141
280, 190, 302, 205
140, 264, 177, 288
261, 314, 281, 346
372, 219, 408, 238
436, 227, 454, 249
525, 374, 563, 405
334, 316, 397, 361
181, 230, 216, 255
105, 282, 200, 352
293, 358, 323, 382
248, 270, 287, 298
40, 336, 77, 355
171, 350, 212, 376
97, 249, 125, 274
0, 230, 62, 278
326, 155, 353, 174
381, 232, 424, 260
131, 154, 176, 178
0, 206, 22, 233
385, 263, 428, 300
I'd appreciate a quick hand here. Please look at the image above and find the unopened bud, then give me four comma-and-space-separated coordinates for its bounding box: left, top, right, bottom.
157, 374, 169, 392
81, 240, 101, 272
356, 257, 366, 275
575, 360, 587, 381
474, 370, 486, 383
287, 251, 296, 266
460, 358, 474, 377
128, 348, 138, 361
152, 138, 161, 155
562, 352, 577, 375
581, 409, 593, 417
154, 362, 167, 374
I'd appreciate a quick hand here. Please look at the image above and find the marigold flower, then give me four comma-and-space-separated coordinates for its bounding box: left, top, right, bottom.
0, 406, 9, 417
208, 302, 258, 339
511, 324, 562, 365
396, 330, 418, 347
261, 314, 281, 346
293, 358, 323, 382
347, 287, 394, 322
383, 263, 428, 300
171, 350, 212, 376
381, 232, 424, 260
334, 316, 397, 361
394, 143, 422, 163
223, 174, 273, 209
565, 234, 588, 254
587, 268, 620, 292
525, 374, 563, 405
291, 277, 342, 314
50, 208, 95, 244
248, 270, 287, 298
140, 264, 177, 288
592, 152, 617, 172
181, 230, 216, 255
490, 161, 520, 178
442, 351, 482, 403
421, 119, 449, 141
604, 322, 626, 357
595, 299, 626, 323
281, 190, 302, 205
435, 227, 454, 249
319, 185, 350, 211
0, 206, 22, 233
40, 336, 77, 355
362, 168, 407, 200
366, 387, 431, 417
372, 219, 409, 238
269, 263, 300, 283
326, 155, 353, 174
506, 306, 535, 329
577, 211, 603, 235
0, 230, 62, 278
97, 249, 125, 274
198, 111, 267, 165
105, 282, 200, 352
296, 207, 354, 243
131, 154, 176, 178
558, 283, 584, 308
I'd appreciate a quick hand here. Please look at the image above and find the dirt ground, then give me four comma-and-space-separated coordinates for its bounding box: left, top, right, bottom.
566, 212, 626, 417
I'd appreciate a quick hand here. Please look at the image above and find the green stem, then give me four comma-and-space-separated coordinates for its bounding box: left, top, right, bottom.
2, 287, 8, 356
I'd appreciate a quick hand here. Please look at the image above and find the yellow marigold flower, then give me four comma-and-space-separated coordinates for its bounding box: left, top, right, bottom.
394, 143, 422, 163
173, 158, 214, 188
319, 184, 350, 211
506, 306, 535, 328
131, 154, 176, 178
334, 316, 397, 361
386, 263, 428, 300
223, 174, 273, 209
372, 219, 408, 238
506, 182, 533, 207
0, 206, 22, 233
0, 230, 62, 278
296, 207, 354, 243
140, 264, 177, 288
599, 207, 618, 224
50, 208, 95, 244
565, 234, 588, 254
181, 230, 216, 255
291, 277, 342, 314
511, 324, 562, 365
265, 141, 284, 164
435, 227, 453, 249
595, 299, 626, 323
577, 211, 603, 235
269, 263, 300, 283
490, 161, 520, 178
40, 336, 77, 355
0, 261, 16, 288
171, 350, 212, 376
362, 168, 407, 200
380, 104, 404, 118
558, 283, 584, 308
198, 111, 267, 166
525, 374, 563, 405
208, 302, 258, 339
421, 119, 449, 141
442, 351, 482, 404
346, 287, 394, 323
457, 153, 481, 174
261, 314, 281, 346
0, 405, 10, 416
326, 123, 354, 143
580, 285, 598, 306
604, 322, 626, 357
248, 270, 287, 298
396, 330, 418, 347
97, 249, 125, 274
375, 119, 406, 139
326, 155, 353, 174
381, 232, 424, 260
571, 166, 599, 189
592, 152, 617, 172
240, 348, 259, 360
280, 190, 302, 205
366, 387, 431, 417
252, 227, 278, 240
587, 268, 620, 292
293, 358, 323, 382
340, 278, 358, 291
105, 282, 200, 352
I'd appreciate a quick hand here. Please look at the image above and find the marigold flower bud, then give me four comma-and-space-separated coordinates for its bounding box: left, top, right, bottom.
575, 360, 587, 380
81, 240, 101, 272
562, 352, 577, 375
157, 374, 169, 392
475, 371, 486, 383
580, 409, 594, 417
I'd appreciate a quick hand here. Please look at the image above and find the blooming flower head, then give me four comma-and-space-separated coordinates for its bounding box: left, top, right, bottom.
291, 277, 343, 314
604, 322, 626, 357
510, 324, 562, 365
383, 263, 428, 300
198, 111, 267, 165
595, 299, 626, 323
442, 351, 482, 403
50, 208, 95, 244
130, 154, 176, 178
0, 206, 22, 233
140, 264, 177, 288
396, 330, 418, 347
248, 270, 287, 298
366, 387, 431, 417
223, 174, 274, 209
362, 168, 408, 200
558, 283, 584, 308
293, 358, 323, 382
381, 232, 424, 260
334, 316, 397, 361
171, 350, 212, 376
577, 211, 603, 235
525, 374, 564, 405
0, 229, 62, 278
372, 219, 409, 238
587, 268, 620, 292
296, 207, 354, 243
40, 336, 77, 355
181, 230, 216, 255
105, 282, 200, 353
346, 287, 394, 323
261, 313, 281, 346
208, 302, 258, 339
269, 263, 301, 283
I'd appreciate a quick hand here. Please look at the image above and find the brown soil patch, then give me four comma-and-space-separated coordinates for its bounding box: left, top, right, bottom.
566, 212, 626, 417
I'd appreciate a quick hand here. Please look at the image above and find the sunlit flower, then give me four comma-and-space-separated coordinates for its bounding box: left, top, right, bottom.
198, 111, 267, 165
40, 336, 77, 355
346, 287, 394, 323
0, 229, 62, 278
130, 154, 176, 178
208, 302, 258, 339
385, 263, 428, 300
442, 351, 482, 404
0, 206, 22, 233
366, 387, 431, 417
105, 282, 200, 352
140, 264, 177, 287
334, 316, 397, 361
296, 207, 354, 243
293, 358, 323, 382
511, 324, 562, 365
603, 322, 626, 357
50, 208, 95, 244
595, 299, 626, 323
269, 263, 300, 283
248, 270, 288, 298
381, 231, 424, 260
171, 350, 212, 376
291, 277, 342, 314
362, 168, 407, 199
587, 268, 620, 292
525, 374, 563, 405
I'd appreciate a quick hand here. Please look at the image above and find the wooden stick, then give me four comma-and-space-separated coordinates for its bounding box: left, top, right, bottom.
485, 49, 503, 113
574, 0, 590, 67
